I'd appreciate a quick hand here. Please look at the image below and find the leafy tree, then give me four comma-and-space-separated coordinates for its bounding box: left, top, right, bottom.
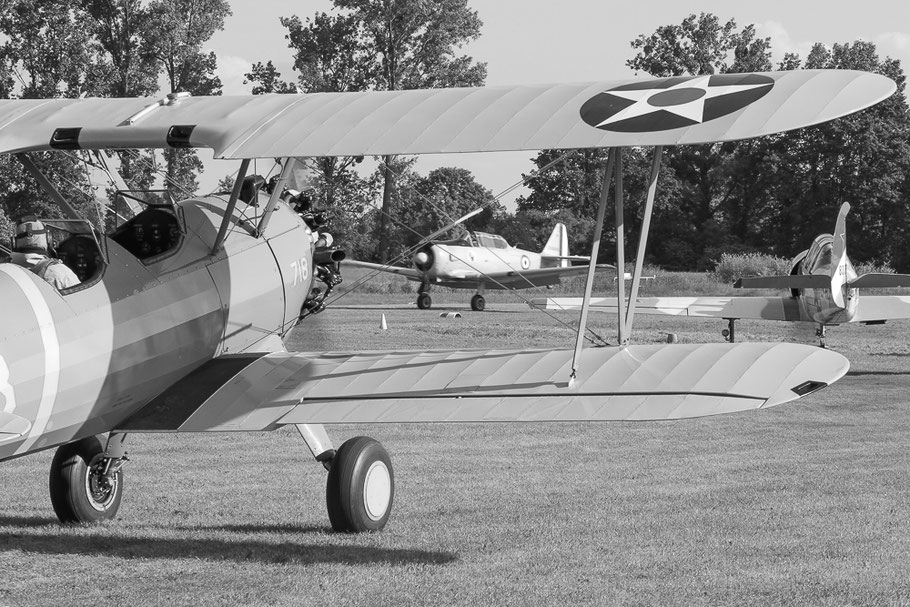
281, 12, 373, 94
0, 0, 93, 97
0, 1, 105, 230
145, 0, 231, 198
332, 0, 487, 261
390, 166, 499, 255
766, 42, 910, 267
81, 0, 158, 97
244, 60, 296, 94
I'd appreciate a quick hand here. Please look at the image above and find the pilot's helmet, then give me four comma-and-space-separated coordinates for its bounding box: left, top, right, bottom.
14, 216, 49, 255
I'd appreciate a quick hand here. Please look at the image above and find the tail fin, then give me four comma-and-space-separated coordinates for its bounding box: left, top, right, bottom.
830, 202, 850, 308
541, 223, 569, 267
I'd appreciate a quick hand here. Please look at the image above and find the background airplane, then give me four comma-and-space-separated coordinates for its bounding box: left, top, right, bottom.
0, 69, 893, 532
347, 222, 600, 310
532, 202, 910, 346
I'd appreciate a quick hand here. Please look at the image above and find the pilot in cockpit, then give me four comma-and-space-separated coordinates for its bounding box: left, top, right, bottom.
6, 216, 79, 290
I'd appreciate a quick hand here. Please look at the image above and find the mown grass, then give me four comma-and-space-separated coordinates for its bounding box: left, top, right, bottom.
3, 283, 910, 606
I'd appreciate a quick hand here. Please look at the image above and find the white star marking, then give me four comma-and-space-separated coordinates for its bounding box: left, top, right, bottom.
596, 76, 772, 127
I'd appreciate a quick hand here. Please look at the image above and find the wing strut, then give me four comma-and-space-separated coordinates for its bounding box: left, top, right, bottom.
15, 153, 82, 220
624, 146, 663, 335
613, 150, 627, 344
569, 145, 663, 382
570, 148, 617, 384
212, 158, 250, 254
256, 157, 295, 237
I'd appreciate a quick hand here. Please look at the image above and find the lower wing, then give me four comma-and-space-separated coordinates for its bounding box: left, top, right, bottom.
530, 296, 806, 321
116, 342, 847, 432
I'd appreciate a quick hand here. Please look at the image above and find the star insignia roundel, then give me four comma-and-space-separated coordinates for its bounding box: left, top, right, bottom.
580, 73, 775, 133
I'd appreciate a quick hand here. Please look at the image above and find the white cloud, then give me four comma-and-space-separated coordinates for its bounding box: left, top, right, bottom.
757, 21, 814, 66
875, 32, 910, 68
216, 54, 254, 96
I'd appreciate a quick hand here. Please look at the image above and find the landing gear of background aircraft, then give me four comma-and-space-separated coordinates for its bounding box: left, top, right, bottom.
471, 294, 486, 311
417, 292, 432, 309
326, 436, 394, 532
721, 318, 736, 342
816, 325, 828, 348
49, 435, 126, 523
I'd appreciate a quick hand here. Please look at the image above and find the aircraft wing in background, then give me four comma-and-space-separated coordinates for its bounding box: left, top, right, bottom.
530, 296, 806, 321
345, 259, 424, 281
853, 295, 910, 322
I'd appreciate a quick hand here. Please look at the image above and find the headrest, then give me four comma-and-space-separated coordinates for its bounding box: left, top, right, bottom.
14, 216, 48, 254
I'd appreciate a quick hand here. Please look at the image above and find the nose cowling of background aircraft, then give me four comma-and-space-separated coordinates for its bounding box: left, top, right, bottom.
413, 246, 434, 272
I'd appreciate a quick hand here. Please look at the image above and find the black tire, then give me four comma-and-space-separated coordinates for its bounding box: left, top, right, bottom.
471, 294, 486, 311
326, 436, 394, 532
49, 436, 123, 523
417, 292, 432, 310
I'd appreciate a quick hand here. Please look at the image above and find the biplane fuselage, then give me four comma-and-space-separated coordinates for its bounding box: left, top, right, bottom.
0, 196, 313, 461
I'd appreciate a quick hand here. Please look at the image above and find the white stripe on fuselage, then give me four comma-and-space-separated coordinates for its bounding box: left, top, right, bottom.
0, 266, 61, 454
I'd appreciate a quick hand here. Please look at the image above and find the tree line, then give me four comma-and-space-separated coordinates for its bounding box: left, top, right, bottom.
2, 5, 909, 271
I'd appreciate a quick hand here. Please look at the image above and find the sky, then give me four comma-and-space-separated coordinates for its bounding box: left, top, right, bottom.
201, 0, 910, 206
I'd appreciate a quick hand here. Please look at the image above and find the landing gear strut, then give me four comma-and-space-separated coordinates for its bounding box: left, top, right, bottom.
49, 433, 128, 523
721, 318, 736, 342
816, 325, 828, 348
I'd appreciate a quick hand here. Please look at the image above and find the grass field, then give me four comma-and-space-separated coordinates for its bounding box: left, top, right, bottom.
2, 282, 910, 606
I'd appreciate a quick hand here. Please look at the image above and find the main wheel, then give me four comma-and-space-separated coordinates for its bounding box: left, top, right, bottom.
417, 292, 432, 310
49, 436, 123, 523
326, 436, 394, 532
471, 294, 486, 311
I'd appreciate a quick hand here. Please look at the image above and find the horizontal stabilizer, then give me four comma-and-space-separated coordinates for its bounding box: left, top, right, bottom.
530, 296, 803, 321
734, 274, 831, 290
847, 273, 910, 289
117, 343, 847, 432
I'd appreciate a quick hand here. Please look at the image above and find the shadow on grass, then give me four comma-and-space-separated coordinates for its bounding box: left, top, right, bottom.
846, 370, 910, 377
0, 514, 59, 527
171, 522, 327, 534
0, 528, 456, 566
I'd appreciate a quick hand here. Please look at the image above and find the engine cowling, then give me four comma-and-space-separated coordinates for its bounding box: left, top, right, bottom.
413, 245, 434, 272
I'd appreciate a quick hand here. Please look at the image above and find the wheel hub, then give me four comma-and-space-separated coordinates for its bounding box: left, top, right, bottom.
363, 461, 392, 521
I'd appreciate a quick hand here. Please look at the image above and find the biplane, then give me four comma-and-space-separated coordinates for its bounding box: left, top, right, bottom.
348, 221, 601, 311
0, 69, 894, 532
532, 201, 910, 346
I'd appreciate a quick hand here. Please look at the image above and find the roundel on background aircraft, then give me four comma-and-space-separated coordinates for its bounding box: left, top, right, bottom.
580, 73, 775, 133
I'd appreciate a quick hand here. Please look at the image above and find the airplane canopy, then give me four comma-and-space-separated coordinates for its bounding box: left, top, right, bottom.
0, 70, 895, 158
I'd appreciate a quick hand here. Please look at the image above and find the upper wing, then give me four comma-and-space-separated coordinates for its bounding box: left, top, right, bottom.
0, 71, 894, 158
345, 259, 423, 281
116, 342, 847, 432
853, 295, 910, 322
530, 295, 806, 321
